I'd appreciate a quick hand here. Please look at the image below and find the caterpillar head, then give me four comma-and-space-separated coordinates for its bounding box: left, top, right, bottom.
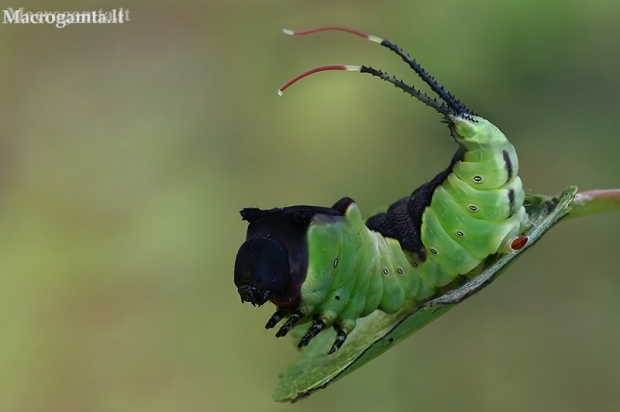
234, 236, 290, 306
234, 206, 344, 309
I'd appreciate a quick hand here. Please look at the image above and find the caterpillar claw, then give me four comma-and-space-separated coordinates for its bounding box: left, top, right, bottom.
275, 310, 303, 337
328, 329, 348, 354
298, 319, 326, 348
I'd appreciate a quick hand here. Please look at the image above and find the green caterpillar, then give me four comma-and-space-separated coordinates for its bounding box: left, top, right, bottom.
234, 26, 529, 354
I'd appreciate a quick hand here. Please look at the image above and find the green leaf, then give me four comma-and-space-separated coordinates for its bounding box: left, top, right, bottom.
273, 186, 578, 403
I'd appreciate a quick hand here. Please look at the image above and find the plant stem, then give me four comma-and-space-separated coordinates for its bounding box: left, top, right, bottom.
566, 189, 620, 220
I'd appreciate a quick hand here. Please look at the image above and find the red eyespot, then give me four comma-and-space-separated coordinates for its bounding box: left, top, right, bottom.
511, 236, 528, 250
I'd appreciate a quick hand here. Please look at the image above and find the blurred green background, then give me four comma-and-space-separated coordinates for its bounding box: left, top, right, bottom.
1, 1, 619, 411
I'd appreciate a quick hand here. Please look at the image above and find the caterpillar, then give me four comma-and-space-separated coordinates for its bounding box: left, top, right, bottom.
234, 26, 529, 354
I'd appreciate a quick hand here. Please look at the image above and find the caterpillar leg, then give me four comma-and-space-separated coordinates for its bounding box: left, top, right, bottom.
297, 320, 350, 354
275, 310, 303, 337
298, 319, 326, 348
328, 329, 348, 354
266, 308, 352, 354
265, 309, 288, 329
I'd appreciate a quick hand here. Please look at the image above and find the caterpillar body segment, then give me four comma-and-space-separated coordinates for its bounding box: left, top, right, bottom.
234, 27, 529, 352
